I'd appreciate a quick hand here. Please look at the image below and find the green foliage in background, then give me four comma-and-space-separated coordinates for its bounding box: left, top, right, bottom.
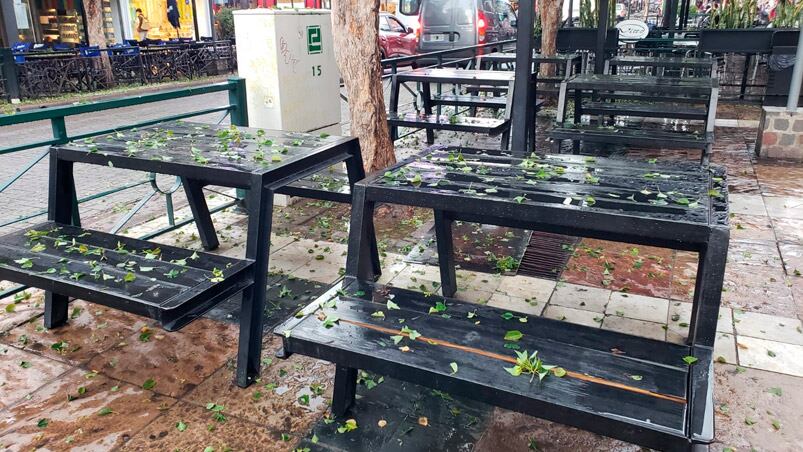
707, 0, 756, 28
217, 7, 235, 40
772, 0, 803, 28
579, 0, 616, 27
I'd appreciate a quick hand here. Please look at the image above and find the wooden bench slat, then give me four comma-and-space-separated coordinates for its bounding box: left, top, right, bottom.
278, 281, 692, 440
550, 125, 714, 148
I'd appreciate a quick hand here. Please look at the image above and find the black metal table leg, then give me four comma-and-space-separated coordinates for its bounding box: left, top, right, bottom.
434, 210, 457, 297
332, 364, 358, 417
235, 176, 272, 388
389, 74, 400, 141
181, 177, 220, 251
345, 185, 379, 282
421, 82, 436, 145
344, 142, 381, 278
688, 227, 730, 348
44, 153, 76, 328
573, 88, 583, 153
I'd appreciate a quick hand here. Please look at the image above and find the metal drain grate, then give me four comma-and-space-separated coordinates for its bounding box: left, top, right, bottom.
516, 232, 581, 280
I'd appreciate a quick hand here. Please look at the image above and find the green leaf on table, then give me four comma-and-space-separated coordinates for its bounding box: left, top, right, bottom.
401, 326, 420, 340
371, 311, 385, 319
682, 355, 698, 365
123, 272, 136, 283
386, 299, 400, 310
449, 362, 458, 374
390, 335, 404, 345
428, 301, 447, 314
322, 315, 339, 328
501, 312, 515, 320
504, 330, 523, 342
30, 243, 46, 253
337, 418, 358, 433
15, 258, 33, 269
513, 195, 527, 204
552, 367, 567, 377
630, 375, 643, 381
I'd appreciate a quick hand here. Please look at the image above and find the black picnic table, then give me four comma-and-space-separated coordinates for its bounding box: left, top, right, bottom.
388, 68, 522, 150
553, 73, 719, 164
0, 119, 378, 388
277, 146, 729, 451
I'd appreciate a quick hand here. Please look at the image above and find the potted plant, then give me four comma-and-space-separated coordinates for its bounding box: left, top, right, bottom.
699, 0, 774, 53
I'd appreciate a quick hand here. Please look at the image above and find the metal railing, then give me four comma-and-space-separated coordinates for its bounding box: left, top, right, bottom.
0, 77, 247, 300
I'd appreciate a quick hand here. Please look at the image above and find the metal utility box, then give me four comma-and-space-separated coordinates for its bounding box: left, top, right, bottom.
233, 9, 341, 133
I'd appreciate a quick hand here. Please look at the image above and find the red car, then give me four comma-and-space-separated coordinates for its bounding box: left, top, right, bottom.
379, 12, 418, 60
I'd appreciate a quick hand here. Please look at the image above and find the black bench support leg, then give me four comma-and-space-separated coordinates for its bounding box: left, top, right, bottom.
236, 179, 272, 387
421, 82, 436, 145
44, 153, 75, 328
44, 293, 69, 328
345, 143, 381, 277
688, 227, 729, 347
434, 210, 457, 297
181, 177, 220, 251
345, 185, 379, 281
332, 365, 358, 417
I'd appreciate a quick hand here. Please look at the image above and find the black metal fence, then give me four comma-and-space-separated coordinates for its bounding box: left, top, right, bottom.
1, 41, 236, 100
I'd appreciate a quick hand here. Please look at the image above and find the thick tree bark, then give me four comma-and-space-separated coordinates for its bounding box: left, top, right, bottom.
84, 0, 114, 84
539, 0, 564, 77
331, 0, 396, 173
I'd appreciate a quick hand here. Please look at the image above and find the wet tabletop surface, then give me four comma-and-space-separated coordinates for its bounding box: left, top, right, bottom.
369, 147, 729, 227
609, 55, 715, 68
395, 68, 516, 84
52, 120, 353, 176
479, 52, 582, 62
567, 73, 718, 93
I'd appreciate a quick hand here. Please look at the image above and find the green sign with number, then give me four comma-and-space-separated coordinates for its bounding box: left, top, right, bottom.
307, 25, 322, 54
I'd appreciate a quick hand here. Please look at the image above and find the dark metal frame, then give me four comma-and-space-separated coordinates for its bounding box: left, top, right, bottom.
278, 147, 730, 451
9, 120, 378, 388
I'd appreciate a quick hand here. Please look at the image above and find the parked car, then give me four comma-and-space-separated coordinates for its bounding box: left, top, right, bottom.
417, 0, 517, 57
379, 12, 418, 60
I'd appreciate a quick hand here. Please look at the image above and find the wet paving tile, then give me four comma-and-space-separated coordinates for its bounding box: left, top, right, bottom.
184, 337, 333, 434
0, 290, 43, 335
473, 408, 641, 452
736, 336, 803, 377
561, 239, 674, 299
487, 293, 544, 316
712, 364, 803, 451
754, 162, 803, 197
763, 195, 803, 220
778, 242, 803, 277
733, 310, 803, 346
119, 400, 289, 452
600, 315, 666, 341
728, 193, 767, 216
722, 263, 796, 317
669, 251, 698, 302
549, 282, 611, 313
0, 300, 152, 366
85, 317, 237, 398
0, 368, 175, 451
605, 292, 668, 324
729, 213, 776, 242
727, 239, 783, 267
0, 346, 72, 409
772, 217, 803, 245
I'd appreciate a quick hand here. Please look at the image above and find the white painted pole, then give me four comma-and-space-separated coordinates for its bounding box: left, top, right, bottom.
785, 11, 803, 112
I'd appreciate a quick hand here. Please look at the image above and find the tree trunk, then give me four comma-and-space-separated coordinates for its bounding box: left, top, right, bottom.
84, 0, 114, 85
539, 0, 564, 77
331, 0, 396, 173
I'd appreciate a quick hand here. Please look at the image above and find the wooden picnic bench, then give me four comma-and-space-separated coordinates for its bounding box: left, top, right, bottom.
277, 146, 730, 452
0, 120, 379, 387
551, 74, 719, 165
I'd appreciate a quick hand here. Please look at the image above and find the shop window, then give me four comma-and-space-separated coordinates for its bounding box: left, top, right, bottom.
131, 0, 195, 40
